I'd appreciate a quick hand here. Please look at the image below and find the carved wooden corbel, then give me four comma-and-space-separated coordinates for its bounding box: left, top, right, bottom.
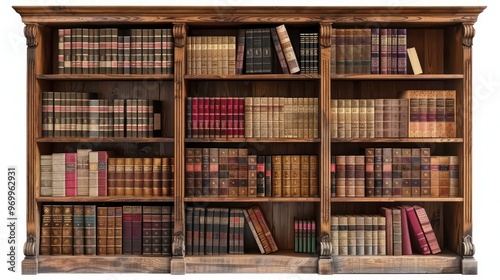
462, 24, 475, 48
173, 23, 187, 48
319, 23, 333, 48
172, 231, 186, 257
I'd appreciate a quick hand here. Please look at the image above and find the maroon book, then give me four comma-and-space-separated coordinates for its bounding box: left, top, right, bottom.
132, 205, 143, 254
220, 98, 227, 137
191, 97, 199, 138
227, 98, 234, 138
238, 98, 245, 138
413, 205, 441, 254
122, 206, 133, 254
97, 151, 108, 196
65, 153, 77, 197
404, 205, 430, 255
397, 206, 413, 255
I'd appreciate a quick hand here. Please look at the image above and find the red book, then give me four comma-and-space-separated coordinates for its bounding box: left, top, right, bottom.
220, 98, 227, 137
191, 97, 199, 138
397, 206, 413, 255
65, 153, 77, 197
413, 205, 441, 254
238, 98, 245, 138
209, 97, 215, 138
132, 205, 143, 254
98, 151, 108, 196
203, 97, 210, 138
214, 97, 221, 138
404, 205, 430, 255
252, 206, 278, 253
227, 98, 234, 138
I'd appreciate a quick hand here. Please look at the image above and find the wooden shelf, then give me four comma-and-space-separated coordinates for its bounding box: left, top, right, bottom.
331, 197, 463, 203
36, 137, 174, 143
185, 74, 320, 80
185, 197, 320, 203
331, 74, 463, 80
37, 196, 174, 203
37, 255, 171, 273
185, 251, 318, 274
186, 138, 320, 143
330, 138, 463, 143
36, 74, 174, 81
332, 251, 461, 274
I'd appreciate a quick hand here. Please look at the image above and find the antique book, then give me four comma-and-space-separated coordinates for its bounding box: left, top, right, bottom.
40, 205, 52, 255
84, 205, 97, 255
275, 24, 300, 74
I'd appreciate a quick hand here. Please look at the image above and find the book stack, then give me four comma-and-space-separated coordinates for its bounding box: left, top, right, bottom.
236, 25, 304, 74
299, 33, 319, 74
186, 97, 318, 139
40, 151, 174, 198
330, 28, 407, 75
122, 205, 173, 255
40, 205, 98, 255
186, 36, 236, 75
294, 218, 316, 253
330, 99, 408, 138
186, 97, 244, 138
42, 91, 162, 138
332, 148, 459, 198
330, 214, 386, 256
400, 90, 456, 138
331, 205, 440, 256
185, 207, 244, 255
107, 157, 174, 197
58, 28, 173, 75
185, 148, 318, 198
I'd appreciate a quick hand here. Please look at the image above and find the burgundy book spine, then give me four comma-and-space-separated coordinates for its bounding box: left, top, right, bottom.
132, 205, 143, 254
191, 97, 199, 138
404, 205, 431, 255
65, 153, 77, 197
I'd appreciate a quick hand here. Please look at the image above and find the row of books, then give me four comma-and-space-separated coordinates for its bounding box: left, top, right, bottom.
330, 99, 408, 138
185, 148, 319, 198
40, 205, 174, 256
186, 97, 319, 139
330, 28, 407, 75
294, 218, 316, 253
108, 157, 174, 197
185, 206, 278, 255
402, 90, 456, 138
236, 25, 303, 75
40, 151, 174, 197
330, 205, 441, 256
331, 148, 459, 198
331, 205, 440, 256
42, 92, 162, 138
186, 36, 237, 75
57, 28, 174, 75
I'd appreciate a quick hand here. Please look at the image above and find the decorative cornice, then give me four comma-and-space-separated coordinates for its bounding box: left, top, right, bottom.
24, 24, 38, 47
462, 24, 475, 48
320, 23, 333, 48
463, 234, 475, 257
173, 23, 187, 48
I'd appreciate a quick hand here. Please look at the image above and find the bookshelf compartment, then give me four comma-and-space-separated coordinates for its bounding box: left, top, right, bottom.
15, 5, 482, 275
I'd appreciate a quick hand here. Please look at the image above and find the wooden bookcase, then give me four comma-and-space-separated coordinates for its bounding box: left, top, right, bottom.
14, 6, 484, 275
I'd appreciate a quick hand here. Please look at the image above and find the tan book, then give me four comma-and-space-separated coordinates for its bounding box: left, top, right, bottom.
260, 97, 269, 138
366, 99, 375, 138
331, 215, 339, 255
300, 155, 310, 197
345, 155, 356, 197
247, 155, 257, 197
355, 216, 365, 255
290, 155, 300, 197
51, 205, 64, 255
338, 215, 348, 255
430, 156, 440, 197
271, 155, 282, 197
252, 97, 261, 138
344, 99, 352, 138
124, 158, 134, 196
114, 207, 123, 254
133, 158, 143, 197
337, 99, 346, 138
346, 215, 356, 255
40, 155, 53, 197
407, 47, 423, 75
355, 155, 365, 197
77, 149, 92, 196
97, 207, 108, 255
358, 99, 367, 138
439, 156, 450, 197
351, 99, 360, 138
40, 205, 52, 255
449, 156, 459, 197
309, 155, 319, 197
114, 158, 125, 196
152, 157, 162, 196
88, 151, 99, 197
238, 148, 248, 197
275, 24, 300, 74
143, 157, 154, 196
331, 99, 338, 138
62, 205, 73, 255
281, 155, 292, 197
244, 97, 253, 138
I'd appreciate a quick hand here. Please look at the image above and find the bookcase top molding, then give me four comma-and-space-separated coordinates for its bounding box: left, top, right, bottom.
14, 6, 485, 25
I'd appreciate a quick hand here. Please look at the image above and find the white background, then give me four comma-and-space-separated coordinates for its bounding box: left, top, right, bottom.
0, 0, 498, 279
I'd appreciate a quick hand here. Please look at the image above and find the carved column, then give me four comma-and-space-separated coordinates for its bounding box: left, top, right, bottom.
318, 22, 333, 275
461, 23, 477, 275
22, 24, 40, 275
171, 23, 187, 275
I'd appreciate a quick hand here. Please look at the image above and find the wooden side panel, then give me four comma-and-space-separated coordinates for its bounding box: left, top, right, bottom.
38, 256, 171, 273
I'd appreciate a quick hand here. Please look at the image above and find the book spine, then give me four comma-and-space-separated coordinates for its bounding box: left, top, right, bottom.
354, 155, 365, 197
439, 156, 450, 197
413, 205, 441, 254
371, 28, 380, 74
397, 29, 407, 74
272, 155, 282, 197
132, 205, 142, 254
392, 208, 402, 256
404, 206, 430, 255
338, 215, 348, 255
65, 153, 77, 197
364, 148, 375, 197
218, 148, 229, 197
97, 207, 108, 255
62, 205, 74, 255
380, 207, 393, 255
40, 205, 52, 255
122, 205, 133, 254
143, 157, 153, 196
151, 206, 162, 255
355, 216, 365, 255
347, 215, 356, 255
84, 205, 97, 255
392, 148, 402, 197
114, 207, 123, 255
275, 25, 300, 74
51, 205, 63, 255
330, 155, 336, 198
161, 206, 172, 255
247, 155, 258, 197
335, 155, 346, 197
420, 148, 431, 197
449, 156, 459, 197
40, 155, 53, 197
411, 148, 421, 197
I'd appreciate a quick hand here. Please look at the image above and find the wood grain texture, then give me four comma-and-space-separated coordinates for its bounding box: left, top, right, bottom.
37, 74, 174, 80
36, 137, 174, 143
36, 196, 175, 203
331, 74, 463, 80
185, 252, 317, 273
38, 256, 171, 273
332, 252, 461, 274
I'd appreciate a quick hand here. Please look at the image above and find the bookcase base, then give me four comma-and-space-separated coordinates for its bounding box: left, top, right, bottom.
318, 257, 333, 275
171, 257, 186, 275
461, 256, 478, 275
331, 252, 461, 274
36, 256, 171, 273
21, 256, 38, 275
